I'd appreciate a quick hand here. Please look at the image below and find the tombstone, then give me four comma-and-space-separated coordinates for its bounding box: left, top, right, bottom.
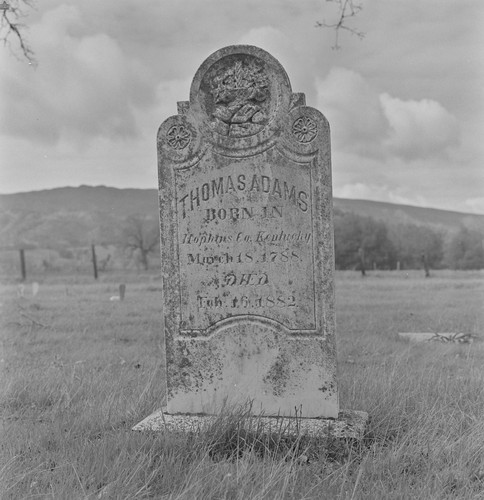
119, 284, 126, 301
134, 45, 367, 437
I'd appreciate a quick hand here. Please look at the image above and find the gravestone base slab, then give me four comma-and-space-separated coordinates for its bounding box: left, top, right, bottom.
132, 408, 368, 441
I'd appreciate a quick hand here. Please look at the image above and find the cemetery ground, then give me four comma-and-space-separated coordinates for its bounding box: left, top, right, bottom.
1, 271, 483, 499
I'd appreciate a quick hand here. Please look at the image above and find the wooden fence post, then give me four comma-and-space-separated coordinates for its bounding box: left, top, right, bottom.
358, 247, 366, 276
91, 244, 98, 280
19, 249, 26, 281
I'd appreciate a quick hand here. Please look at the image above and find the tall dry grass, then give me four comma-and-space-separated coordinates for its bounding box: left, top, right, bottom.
1, 270, 483, 498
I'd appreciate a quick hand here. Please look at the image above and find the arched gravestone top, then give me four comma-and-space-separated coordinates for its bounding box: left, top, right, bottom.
157, 45, 337, 418
189, 45, 291, 150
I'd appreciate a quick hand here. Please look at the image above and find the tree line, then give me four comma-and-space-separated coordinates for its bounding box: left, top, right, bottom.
2, 211, 483, 281
124, 211, 484, 272
333, 209, 484, 271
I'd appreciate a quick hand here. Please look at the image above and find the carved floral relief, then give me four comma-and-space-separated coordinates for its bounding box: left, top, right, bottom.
167, 125, 191, 150
209, 60, 270, 137
292, 116, 318, 143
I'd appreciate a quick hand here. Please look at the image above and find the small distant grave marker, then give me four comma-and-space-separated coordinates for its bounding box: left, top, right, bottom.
399, 332, 476, 344
110, 284, 126, 302
135, 45, 367, 438
32, 282, 39, 297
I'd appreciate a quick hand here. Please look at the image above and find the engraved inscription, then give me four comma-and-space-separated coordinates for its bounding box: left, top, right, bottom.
186, 249, 303, 266
197, 294, 297, 310
177, 173, 308, 219
175, 156, 316, 332
223, 272, 269, 286
292, 116, 317, 143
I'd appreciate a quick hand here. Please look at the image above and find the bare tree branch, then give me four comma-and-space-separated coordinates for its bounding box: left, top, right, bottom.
315, 0, 365, 50
0, 0, 36, 65
122, 216, 160, 270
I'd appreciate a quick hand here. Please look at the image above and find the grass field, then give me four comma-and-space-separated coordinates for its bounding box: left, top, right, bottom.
1, 270, 483, 499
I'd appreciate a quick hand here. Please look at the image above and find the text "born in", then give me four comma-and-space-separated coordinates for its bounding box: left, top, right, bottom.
204, 206, 282, 222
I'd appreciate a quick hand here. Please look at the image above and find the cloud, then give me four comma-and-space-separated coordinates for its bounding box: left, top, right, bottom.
316, 68, 387, 157
237, 26, 293, 59
316, 67, 460, 161
0, 0, 480, 215
464, 197, 484, 215
0, 4, 155, 145
380, 94, 460, 160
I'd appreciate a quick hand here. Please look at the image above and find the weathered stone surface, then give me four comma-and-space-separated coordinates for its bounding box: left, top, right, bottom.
154, 45, 337, 419
133, 408, 368, 441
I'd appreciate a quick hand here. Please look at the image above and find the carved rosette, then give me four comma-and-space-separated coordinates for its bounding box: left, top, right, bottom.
281, 106, 329, 158
158, 115, 203, 166
167, 124, 191, 149
292, 116, 318, 143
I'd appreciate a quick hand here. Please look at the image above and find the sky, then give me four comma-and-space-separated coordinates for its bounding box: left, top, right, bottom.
0, 0, 483, 214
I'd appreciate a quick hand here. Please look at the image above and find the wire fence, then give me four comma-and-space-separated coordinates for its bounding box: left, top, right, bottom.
0, 244, 161, 283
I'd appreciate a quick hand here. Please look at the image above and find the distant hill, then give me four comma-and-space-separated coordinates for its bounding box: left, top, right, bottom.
0, 186, 483, 249
0, 186, 158, 249
0, 185, 158, 216
334, 198, 484, 234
